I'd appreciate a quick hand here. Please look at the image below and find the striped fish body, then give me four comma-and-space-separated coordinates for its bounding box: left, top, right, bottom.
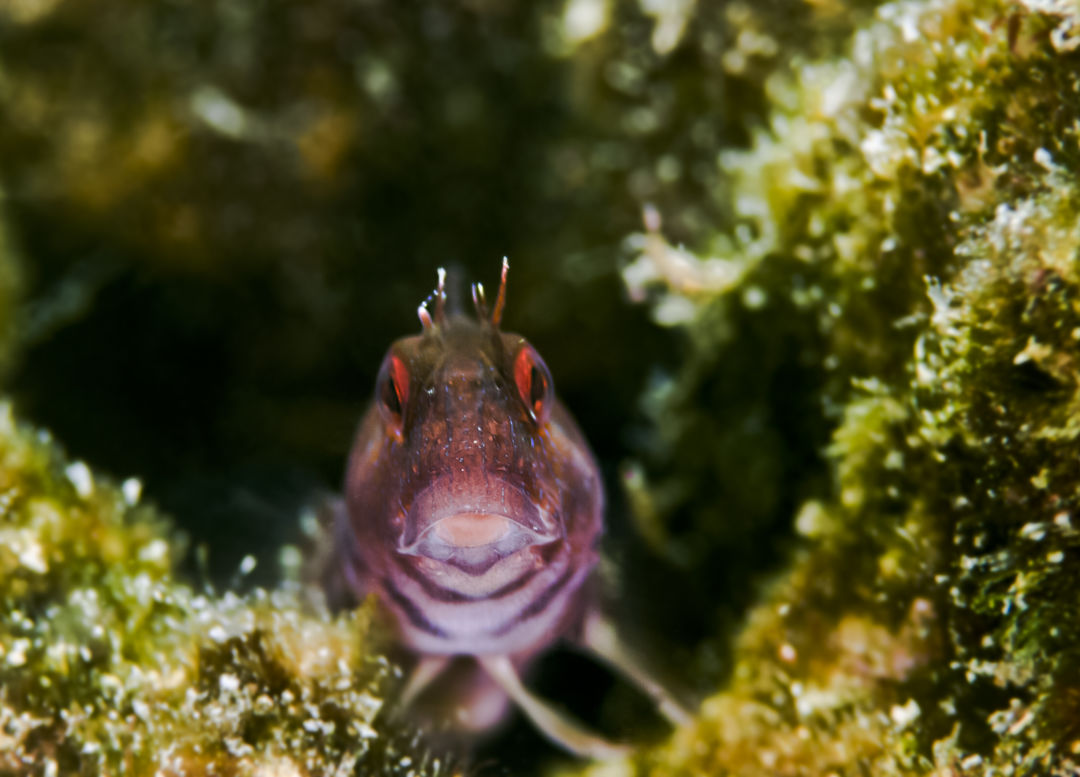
339, 304, 603, 660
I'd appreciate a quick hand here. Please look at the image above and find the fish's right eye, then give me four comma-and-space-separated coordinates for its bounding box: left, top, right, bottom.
377, 353, 409, 436
513, 343, 553, 427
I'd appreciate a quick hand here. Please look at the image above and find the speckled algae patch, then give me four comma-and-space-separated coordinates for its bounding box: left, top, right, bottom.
585, 0, 1080, 775
0, 404, 449, 775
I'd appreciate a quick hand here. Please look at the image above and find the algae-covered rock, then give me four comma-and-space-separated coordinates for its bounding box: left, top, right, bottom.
0, 402, 448, 776
592, 0, 1080, 774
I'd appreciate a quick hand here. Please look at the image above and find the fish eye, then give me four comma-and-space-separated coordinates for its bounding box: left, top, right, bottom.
513, 344, 553, 426
377, 353, 410, 434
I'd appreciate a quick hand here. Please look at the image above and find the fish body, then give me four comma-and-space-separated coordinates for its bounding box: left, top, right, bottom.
331, 263, 688, 758
340, 304, 603, 658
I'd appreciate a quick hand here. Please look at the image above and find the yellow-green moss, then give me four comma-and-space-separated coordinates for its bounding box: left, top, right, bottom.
603, 0, 1080, 774
0, 403, 448, 776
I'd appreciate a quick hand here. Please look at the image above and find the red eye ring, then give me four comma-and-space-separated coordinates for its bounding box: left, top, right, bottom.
377, 353, 410, 437
513, 344, 552, 426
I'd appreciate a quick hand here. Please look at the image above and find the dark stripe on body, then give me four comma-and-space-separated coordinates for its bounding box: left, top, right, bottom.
394, 554, 547, 604
382, 577, 450, 638
491, 565, 577, 637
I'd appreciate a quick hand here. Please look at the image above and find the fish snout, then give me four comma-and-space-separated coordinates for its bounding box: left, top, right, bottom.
397, 475, 558, 574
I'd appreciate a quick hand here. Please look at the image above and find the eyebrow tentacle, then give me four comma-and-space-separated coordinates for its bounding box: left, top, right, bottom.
491, 257, 508, 327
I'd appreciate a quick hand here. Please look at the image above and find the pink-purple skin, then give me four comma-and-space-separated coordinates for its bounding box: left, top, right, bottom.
337, 299, 604, 664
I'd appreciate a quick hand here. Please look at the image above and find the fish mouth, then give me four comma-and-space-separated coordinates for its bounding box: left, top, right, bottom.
397, 475, 559, 574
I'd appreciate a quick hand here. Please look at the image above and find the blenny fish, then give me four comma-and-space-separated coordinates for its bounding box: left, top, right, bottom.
330, 261, 688, 758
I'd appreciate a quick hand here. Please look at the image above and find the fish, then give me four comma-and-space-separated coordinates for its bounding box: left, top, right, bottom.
329, 260, 690, 758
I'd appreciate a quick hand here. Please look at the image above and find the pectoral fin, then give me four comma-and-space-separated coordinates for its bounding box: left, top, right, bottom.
478, 655, 631, 760
580, 610, 694, 726
400, 655, 453, 707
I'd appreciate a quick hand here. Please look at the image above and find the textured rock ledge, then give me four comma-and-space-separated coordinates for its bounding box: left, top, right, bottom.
583, 0, 1080, 775
0, 402, 448, 776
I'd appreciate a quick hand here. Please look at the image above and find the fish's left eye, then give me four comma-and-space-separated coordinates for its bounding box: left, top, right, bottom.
513, 344, 553, 426
377, 353, 410, 437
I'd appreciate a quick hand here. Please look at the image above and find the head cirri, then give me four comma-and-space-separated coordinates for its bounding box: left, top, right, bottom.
341, 260, 603, 657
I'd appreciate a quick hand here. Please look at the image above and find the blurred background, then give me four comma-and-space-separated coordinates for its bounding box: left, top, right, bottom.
0, 0, 870, 768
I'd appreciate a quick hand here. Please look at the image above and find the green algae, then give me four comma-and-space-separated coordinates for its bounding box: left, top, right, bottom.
0, 403, 450, 776
594, 0, 1080, 774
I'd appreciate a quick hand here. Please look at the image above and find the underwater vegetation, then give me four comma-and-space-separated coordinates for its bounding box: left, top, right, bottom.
2, 0, 1080, 774
607, 0, 1080, 774
0, 401, 449, 775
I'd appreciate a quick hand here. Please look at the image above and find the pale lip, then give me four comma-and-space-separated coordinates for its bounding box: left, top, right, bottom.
397, 475, 559, 574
